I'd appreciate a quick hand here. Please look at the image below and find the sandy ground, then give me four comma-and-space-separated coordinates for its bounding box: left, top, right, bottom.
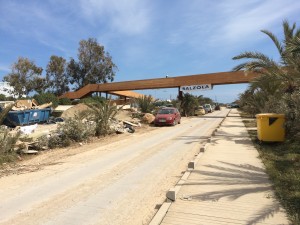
0, 110, 227, 225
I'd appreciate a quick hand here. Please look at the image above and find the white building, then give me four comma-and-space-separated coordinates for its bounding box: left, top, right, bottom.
0, 82, 15, 97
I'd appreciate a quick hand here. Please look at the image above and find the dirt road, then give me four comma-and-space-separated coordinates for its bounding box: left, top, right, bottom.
0, 109, 229, 225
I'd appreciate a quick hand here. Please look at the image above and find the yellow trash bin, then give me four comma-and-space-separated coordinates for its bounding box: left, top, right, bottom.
256, 113, 285, 142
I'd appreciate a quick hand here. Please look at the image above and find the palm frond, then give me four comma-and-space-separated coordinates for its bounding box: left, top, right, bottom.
286, 36, 300, 53
233, 51, 275, 64
232, 62, 249, 71
261, 30, 283, 55
232, 51, 279, 74
283, 20, 296, 42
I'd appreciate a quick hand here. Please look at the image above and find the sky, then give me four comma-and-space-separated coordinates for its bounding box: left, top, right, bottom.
1, 0, 300, 103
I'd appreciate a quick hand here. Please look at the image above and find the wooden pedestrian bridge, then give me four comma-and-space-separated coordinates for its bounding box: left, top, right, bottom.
60, 70, 259, 100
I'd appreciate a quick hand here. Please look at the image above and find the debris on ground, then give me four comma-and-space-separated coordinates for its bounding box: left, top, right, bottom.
12, 99, 52, 111
1, 102, 149, 161
19, 124, 38, 134
123, 120, 141, 127
141, 113, 155, 124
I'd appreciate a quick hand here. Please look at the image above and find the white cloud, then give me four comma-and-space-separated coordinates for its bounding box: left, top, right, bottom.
0, 1, 82, 55
79, 0, 152, 35
213, 0, 300, 44
164, 0, 300, 51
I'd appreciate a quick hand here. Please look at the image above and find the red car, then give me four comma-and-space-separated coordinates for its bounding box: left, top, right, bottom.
154, 107, 181, 126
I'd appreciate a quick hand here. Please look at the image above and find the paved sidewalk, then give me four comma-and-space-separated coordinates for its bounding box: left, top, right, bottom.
159, 109, 289, 225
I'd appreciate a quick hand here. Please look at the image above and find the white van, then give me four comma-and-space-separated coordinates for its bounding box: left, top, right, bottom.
204, 104, 213, 113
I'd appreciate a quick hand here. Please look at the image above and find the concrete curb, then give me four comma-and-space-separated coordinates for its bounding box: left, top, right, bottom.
149, 142, 209, 225
148, 202, 172, 225
149, 113, 227, 225
166, 147, 208, 199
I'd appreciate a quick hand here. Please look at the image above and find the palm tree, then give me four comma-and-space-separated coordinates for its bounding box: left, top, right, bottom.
181, 93, 199, 117
233, 21, 300, 135
233, 20, 300, 94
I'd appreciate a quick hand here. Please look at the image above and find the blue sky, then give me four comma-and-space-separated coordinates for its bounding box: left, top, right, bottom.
1, 0, 300, 103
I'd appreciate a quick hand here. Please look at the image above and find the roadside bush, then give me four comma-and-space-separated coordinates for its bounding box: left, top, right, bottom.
0, 94, 7, 101
275, 92, 300, 138
136, 95, 154, 113
80, 96, 106, 105
33, 92, 59, 108
0, 94, 15, 101
86, 100, 118, 136
0, 103, 19, 163
58, 98, 72, 105
57, 113, 95, 142
47, 134, 72, 149
181, 93, 199, 116
0, 126, 20, 163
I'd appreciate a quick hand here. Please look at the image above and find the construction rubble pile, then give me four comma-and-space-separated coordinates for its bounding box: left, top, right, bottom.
110, 119, 141, 134
12, 99, 52, 111
8, 111, 144, 155
1, 99, 155, 156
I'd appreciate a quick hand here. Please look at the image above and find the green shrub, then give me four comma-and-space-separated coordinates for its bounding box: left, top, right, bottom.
58, 98, 72, 105
79, 96, 106, 105
136, 95, 154, 113
47, 134, 71, 149
181, 93, 199, 116
0, 94, 7, 101
0, 126, 20, 163
86, 100, 118, 136
57, 114, 95, 142
33, 92, 59, 108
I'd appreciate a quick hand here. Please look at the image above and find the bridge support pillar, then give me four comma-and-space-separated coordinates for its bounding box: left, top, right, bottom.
178, 87, 183, 100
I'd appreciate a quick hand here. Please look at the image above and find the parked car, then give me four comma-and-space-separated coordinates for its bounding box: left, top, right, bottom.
227, 103, 239, 108
214, 105, 221, 110
194, 106, 206, 116
154, 107, 181, 126
203, 104, 213, 113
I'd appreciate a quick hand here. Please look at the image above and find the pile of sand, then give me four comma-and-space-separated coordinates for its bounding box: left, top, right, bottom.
61, 104, 90, 119
61, 104, 134, 122
115, 110, 133, 121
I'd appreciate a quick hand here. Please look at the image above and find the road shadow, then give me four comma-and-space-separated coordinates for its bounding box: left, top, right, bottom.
182, 161, 284, 225
175, 135, 211, 144
201, 116, 226, 119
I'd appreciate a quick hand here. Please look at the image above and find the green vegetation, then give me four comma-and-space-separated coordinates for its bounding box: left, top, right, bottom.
86, 100, 118, 136
3, 38, 117, 97
33, 92, 59, 108
67, 38, 117, 90
136, 95, 154, 113
0, 126, 20, 164
57, 113, 95, 142
181, 93, 199, 116
79, 96, 106, 105
0, 105, 20, 164
180, 93, 214, 116
0, 94, 11, 101
233, 20, 300, 138
58, 98, 72, 105
0, 99, 119, 164
235, 20, 300, 224
46, 55, 70, 96
3, 57, 45, 98
242, 116, 300, 224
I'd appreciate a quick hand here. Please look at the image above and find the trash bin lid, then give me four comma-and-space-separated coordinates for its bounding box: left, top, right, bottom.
255, 113, 285, 118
